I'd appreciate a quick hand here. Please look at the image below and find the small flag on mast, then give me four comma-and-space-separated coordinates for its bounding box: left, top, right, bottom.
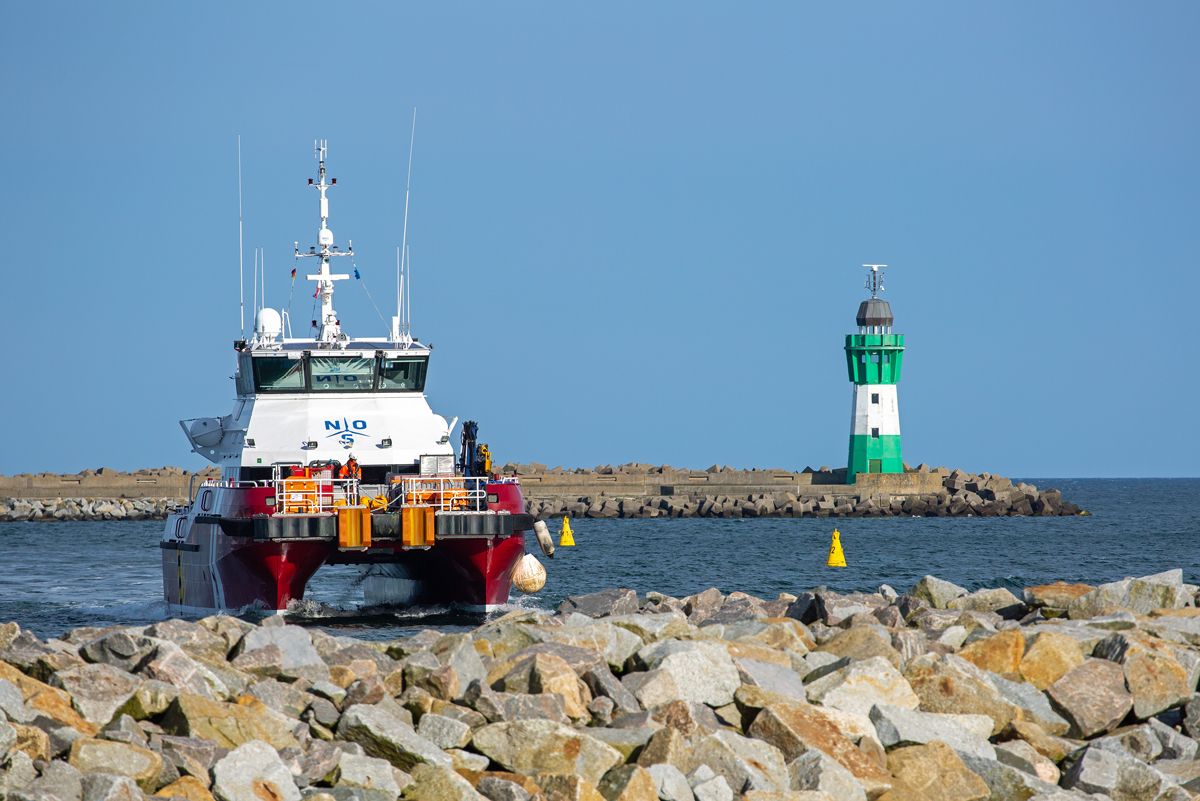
354, 268, 360, 279
291, 268, 296, 279
312, 287, 320, 298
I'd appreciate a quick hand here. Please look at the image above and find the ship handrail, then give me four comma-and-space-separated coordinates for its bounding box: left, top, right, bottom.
276, 475, 361, 514
200, 479, 272, 489
394, 475, 488, 512
194, 476, 362, 515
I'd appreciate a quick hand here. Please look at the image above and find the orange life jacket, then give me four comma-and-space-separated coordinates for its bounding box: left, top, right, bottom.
338, 461, 361, 479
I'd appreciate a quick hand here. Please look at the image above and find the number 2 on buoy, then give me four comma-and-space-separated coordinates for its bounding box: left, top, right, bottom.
827, 529, 847, 567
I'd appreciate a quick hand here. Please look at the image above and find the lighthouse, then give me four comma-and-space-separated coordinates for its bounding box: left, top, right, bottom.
845, 265, 905, 484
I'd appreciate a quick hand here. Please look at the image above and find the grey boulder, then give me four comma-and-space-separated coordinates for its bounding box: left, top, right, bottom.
647, 764, 694, 801
212, 741, 301, 801
868, 704, 996, 760
80, 774, 146, 801
336, 705, 451, 772
688, 730, 789, 794
786, 748, 867, 801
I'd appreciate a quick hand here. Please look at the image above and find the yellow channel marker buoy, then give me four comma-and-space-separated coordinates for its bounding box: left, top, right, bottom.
827, 529, 847, 567
559, 518, 575, 546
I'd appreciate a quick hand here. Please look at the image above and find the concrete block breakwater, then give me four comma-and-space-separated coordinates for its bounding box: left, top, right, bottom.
514, 463, 1086, 519
0, 497, 178, 522
0, 467, 219, 501
0, 463, 1084, 521
0, 569, 1199, 801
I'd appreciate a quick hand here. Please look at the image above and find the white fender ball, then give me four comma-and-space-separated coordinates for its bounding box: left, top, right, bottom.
512, 553, 547, 594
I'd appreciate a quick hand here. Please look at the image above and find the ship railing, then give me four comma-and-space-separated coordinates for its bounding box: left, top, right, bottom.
192, 476, 363, 515
394, 475, 488, 512
200, 480, 273, 489
272, 476, 362, 515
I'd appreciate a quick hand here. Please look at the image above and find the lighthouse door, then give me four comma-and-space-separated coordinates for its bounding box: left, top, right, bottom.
869, 459, 882, 473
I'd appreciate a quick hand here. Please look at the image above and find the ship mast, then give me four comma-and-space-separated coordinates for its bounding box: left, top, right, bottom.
296, 140, 353, 344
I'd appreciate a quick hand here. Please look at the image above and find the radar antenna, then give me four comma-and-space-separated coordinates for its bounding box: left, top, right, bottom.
863, 264, 886, 298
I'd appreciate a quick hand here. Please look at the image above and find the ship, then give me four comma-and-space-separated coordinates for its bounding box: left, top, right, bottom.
160, 140, 534, 615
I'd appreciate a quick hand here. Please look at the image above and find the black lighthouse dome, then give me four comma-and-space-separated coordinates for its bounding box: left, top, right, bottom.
856, 298, 893, 328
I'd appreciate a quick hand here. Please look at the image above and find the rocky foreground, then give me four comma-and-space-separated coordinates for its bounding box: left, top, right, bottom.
2, 573, 1200, 801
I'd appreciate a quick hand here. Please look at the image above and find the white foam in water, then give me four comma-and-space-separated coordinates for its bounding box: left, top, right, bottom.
77, 600, 171, 622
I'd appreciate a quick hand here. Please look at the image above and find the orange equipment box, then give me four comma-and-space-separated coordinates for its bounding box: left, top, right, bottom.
337, 507, 372, 548
402, 506, 436, 547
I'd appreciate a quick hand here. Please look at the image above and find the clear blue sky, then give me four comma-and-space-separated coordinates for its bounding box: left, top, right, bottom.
2, 3, 1197, 478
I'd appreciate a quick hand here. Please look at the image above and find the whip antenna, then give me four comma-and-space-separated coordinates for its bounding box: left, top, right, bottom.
238, 135, 244, 338
398, 109, 416, 341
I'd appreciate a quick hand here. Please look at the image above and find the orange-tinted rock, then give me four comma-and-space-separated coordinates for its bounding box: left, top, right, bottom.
886, 741, 989, 801
28, 688, 100, 736
747, 703, 892, 793
1018, 632, 1084, 691
596, 765, 658, 801
1024, 583, 1095, 610
904, 656, 1018, 736
155, 776, 217, 801
13, 724, 50, 761
817, 627, 903, 670
958, 631, 1025, 676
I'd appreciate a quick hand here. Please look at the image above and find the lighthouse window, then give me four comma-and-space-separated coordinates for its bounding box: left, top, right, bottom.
379, 357, 428, 392
310, 357, 375, 392
871, 393, 879, 404
253, 357, 305, 392
871, 428, 880, 438
871, 354, 880, 363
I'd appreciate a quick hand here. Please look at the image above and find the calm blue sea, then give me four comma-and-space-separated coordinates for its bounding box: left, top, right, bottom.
2, 478, 1196, 641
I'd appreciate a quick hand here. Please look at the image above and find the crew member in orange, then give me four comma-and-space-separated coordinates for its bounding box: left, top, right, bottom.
339, 454, 361, 480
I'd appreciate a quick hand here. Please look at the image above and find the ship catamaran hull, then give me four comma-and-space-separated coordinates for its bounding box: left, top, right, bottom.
162, 480, 529, 615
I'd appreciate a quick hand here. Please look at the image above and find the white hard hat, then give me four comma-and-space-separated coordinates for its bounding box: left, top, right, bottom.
349, 453, 357, 459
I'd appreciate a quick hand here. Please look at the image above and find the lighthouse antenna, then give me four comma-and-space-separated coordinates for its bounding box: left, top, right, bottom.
863, 264, 886, 299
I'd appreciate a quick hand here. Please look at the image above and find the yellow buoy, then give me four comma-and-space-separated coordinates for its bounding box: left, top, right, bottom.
512, 553, 547, 593
559, 518, 575, 546
827, 529, 847, 567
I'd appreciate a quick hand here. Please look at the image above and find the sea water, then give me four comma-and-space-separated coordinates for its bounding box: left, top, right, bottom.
2, 478, 1196, 641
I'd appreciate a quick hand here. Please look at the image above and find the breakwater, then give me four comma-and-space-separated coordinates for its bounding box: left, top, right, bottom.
0, 467, 219, 501
0, 568, 1196, 801
0, 463, 1085, 521
0, 498, 178, 522
509, 463, 1086, 519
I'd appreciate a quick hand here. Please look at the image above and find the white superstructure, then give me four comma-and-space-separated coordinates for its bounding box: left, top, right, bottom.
180, 142, 456, 482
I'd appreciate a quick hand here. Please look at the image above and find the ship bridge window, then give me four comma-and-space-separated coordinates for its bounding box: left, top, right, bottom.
379, 357, 428, 392
253, 357, 305, 392
310, 357, 374, 391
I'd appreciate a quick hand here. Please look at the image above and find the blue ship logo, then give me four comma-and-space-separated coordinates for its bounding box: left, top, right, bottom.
325, 418, 368, 446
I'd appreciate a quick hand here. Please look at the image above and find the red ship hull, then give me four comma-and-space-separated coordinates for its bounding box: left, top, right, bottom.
161, 480, 528, 614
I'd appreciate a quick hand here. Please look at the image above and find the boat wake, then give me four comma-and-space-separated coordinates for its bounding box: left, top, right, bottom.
271, 593, 554, 640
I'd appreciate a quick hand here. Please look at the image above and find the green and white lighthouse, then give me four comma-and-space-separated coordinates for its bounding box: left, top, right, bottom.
845, 265, 904, 484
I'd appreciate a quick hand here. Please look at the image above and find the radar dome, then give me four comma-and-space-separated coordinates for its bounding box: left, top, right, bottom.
255, 308, 283, 340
